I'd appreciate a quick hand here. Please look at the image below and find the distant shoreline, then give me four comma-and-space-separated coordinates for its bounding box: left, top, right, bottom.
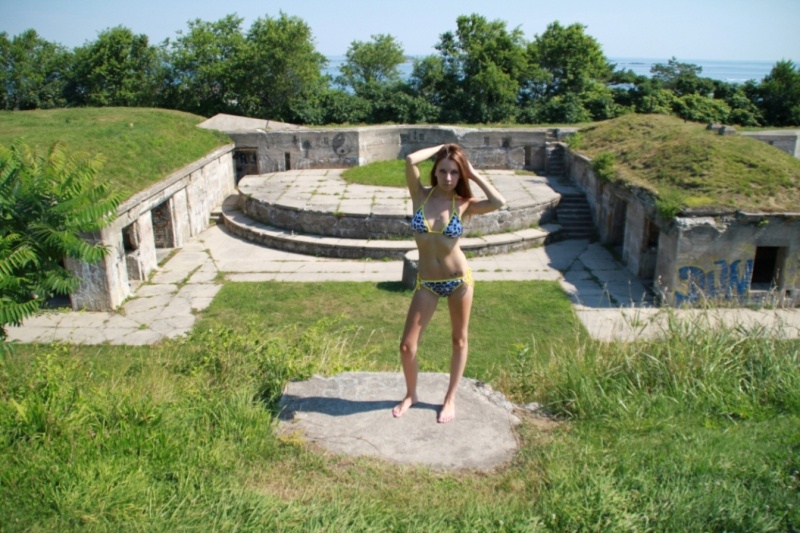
324, 56, 791, 84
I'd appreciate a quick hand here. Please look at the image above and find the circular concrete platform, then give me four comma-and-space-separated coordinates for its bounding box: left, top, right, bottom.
237, 169, 561, 239
277, 372, 521, 471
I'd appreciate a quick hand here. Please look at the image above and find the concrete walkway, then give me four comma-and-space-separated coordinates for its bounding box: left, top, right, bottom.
9, 222, 800, 344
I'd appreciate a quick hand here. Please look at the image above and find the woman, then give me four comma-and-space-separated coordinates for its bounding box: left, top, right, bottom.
393, 144, 506, 423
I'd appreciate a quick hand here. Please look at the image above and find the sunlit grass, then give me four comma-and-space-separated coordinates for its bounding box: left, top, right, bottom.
2, 283, 798, 531
0, 108, 230, 200
576, 114, 800, 213
341, 159, 432, 188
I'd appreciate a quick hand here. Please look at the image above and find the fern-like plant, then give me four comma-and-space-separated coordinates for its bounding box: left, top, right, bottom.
0, 141, 121, 342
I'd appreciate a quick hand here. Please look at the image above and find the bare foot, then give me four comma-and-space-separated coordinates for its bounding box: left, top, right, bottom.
438, 399, 456, 424
392, 395, 417, 418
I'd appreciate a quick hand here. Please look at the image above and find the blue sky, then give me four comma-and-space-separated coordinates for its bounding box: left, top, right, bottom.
1, 0, 798, 62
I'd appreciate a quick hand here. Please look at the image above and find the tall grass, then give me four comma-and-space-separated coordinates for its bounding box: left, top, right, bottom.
501, 313, 800, 421
0, 319, 372, 531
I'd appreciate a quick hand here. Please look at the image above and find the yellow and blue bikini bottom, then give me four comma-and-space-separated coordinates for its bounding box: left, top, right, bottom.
416, 269, 474, 298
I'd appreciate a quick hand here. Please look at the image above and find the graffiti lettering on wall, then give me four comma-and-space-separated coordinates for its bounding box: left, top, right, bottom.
674, 259, 754, 305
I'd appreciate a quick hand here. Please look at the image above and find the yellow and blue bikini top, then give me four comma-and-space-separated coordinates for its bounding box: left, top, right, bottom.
410, 189, 463, 238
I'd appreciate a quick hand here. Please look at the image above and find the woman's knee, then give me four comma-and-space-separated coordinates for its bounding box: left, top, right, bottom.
451, 334, 468, 350
399, 339, 417, 359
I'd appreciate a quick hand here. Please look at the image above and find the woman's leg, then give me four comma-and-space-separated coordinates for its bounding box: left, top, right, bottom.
393, 288, 439, 417
439, 283, 474, 423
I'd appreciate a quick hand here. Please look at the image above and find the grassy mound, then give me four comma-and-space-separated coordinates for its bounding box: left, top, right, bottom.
574, 114, 800, 214
0, 108, 230, 201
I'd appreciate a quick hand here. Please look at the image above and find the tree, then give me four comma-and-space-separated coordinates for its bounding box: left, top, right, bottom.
163, 15, 247, 116
526, 21, 612, 99
291, 88, 371, 125
412, 14, 529, 123
752, 60, 800, 126
238, 12, 328, 122
712, 81, 762, 126
337, 34, 405, 92
0, 142, 121, 343
522, 21, 614, 122
672, 93, 730, 123
67, 26, 161, 107
409, 54, 448, 119
0, 30, 72, 110
650, 57, 714, 96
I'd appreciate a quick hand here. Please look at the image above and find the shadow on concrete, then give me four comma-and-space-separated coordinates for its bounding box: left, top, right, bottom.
277, 372, 521, 470
278, 395, 438, 420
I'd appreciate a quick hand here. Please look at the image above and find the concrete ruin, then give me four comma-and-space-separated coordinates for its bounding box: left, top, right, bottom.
565, 148, 800, 308
66, 114, 800, 310
68, 144, 236, 311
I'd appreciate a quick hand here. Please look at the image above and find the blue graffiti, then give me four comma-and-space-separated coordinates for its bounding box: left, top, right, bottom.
674, 259, 754, 305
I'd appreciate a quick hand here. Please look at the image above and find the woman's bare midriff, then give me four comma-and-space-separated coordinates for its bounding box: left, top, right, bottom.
415, 235, 469, 279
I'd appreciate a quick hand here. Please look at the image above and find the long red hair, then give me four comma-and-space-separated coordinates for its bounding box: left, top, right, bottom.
430, 144, 474, 199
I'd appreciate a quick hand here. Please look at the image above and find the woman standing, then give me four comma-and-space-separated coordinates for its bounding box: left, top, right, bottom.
393, 144, 506, 423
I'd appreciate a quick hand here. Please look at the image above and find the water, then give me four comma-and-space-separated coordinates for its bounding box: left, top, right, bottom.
610, 57, 781, 84
324, 56, 786, 85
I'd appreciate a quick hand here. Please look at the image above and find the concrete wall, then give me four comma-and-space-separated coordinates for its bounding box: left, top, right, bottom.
69, 144, 235, 311
564, 145, 800, 307
656, 214, 800, 307
228, 125, 555, 173
741, 130, 800, 158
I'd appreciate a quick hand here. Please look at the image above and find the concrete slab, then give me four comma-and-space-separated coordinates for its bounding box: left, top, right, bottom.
6, 326, 57, 343
278, 372, 520, 471
134, 284, 179, 297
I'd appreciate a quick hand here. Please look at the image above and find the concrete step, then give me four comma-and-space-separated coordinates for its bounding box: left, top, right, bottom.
221, 203, 560, 260
556, 192, 595, 239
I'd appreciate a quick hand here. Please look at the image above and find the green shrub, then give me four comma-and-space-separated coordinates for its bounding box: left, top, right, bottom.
591, 151, 616, 182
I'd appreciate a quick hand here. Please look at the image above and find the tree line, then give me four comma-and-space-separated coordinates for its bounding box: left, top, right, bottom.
2, 12, 799, 127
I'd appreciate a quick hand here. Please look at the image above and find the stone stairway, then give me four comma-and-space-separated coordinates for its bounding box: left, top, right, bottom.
546, 143, 566, 177
556, 192, 596, 240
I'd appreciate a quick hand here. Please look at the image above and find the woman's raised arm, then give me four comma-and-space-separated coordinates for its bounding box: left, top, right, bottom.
405, 144, 444, 197
465, 160, 507, 216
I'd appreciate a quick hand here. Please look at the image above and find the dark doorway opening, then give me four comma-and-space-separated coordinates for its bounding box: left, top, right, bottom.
234, 149, 258, 184
751, 246, 783, 290
639, 218, 660, 279
151, 201, 175, 249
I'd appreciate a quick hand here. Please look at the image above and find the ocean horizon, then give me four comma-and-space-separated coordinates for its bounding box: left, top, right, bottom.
324, 56, 792, 85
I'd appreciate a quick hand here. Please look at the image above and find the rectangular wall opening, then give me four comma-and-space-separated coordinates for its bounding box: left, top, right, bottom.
609, 199, 627, 246
122, 222, 144, 281
284, 152, 291, 171
638, 217, 660, 280
45, 258, 72, 309
234, 148, 258, 184
151, 200, 175, 249
751, 246, 784, 290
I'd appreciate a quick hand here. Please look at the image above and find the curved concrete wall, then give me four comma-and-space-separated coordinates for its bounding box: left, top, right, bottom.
227, 125, 565, 174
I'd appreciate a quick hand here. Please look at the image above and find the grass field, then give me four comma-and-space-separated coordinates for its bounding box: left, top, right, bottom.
2, 281, 798, 531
